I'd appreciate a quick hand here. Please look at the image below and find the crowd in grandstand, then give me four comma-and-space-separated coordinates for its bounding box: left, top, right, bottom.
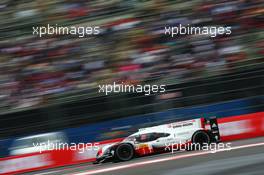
0, 0, 263, 110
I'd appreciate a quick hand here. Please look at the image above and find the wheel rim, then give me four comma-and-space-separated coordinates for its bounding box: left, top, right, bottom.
117, 145, 133, 160
196, 133, 209, 145
120, 146, 131, 158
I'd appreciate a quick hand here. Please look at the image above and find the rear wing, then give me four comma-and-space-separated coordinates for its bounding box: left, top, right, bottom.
204, 117, 221, 142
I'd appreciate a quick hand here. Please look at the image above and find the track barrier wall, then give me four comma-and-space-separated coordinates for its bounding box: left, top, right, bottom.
1, 111, 264, 175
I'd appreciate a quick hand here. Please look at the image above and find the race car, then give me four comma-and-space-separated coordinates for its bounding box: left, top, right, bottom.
95, 117, 220, 163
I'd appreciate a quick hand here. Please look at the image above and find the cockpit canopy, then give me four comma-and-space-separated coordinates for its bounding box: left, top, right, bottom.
125, 132, 170, 143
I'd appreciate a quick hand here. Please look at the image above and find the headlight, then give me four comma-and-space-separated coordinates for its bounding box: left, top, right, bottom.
105, 148, 111, 154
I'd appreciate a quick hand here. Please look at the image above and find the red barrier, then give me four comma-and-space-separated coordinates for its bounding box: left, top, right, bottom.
218, 112, 264, 141
1, 112, 263, 175
0, 138, 122, 175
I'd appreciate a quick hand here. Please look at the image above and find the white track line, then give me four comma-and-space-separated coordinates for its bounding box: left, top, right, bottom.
72, 142, 264, 175
34, 170, 63, 175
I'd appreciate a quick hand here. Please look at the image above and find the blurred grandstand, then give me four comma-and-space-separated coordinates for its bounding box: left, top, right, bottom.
0, 0, 263, 138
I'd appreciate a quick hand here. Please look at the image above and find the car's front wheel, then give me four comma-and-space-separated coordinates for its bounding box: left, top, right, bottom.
115, 143, 134, 161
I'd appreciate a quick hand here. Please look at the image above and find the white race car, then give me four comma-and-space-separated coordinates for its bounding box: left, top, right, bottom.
95, 117, 220, 163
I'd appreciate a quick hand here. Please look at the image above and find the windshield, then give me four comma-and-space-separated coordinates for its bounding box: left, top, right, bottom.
126, 132, 170, 143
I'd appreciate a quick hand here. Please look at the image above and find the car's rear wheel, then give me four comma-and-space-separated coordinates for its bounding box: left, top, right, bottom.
115, 143, 134, 161
187, 130, 211, 151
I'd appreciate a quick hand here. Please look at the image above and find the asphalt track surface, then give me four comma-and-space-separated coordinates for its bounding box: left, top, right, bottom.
25, 137, 264, 175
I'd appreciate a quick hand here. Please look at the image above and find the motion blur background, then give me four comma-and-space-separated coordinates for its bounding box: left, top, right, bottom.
0, 0, 263, 158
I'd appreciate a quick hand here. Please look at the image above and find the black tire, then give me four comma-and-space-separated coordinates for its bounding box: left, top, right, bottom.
115, 143, 134, 161
187, 130, 211, 151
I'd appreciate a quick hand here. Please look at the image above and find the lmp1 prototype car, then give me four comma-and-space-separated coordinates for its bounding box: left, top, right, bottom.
95, 117, 220, 163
